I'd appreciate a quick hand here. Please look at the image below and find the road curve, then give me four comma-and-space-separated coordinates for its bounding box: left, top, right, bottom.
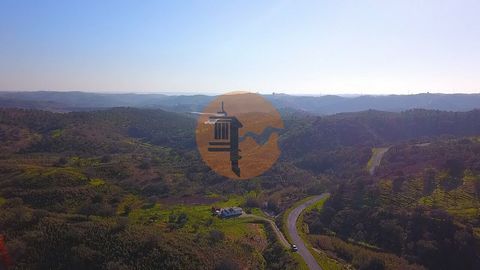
287, 194, 329, 270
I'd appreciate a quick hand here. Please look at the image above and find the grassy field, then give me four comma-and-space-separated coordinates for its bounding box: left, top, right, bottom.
89, 178, 106, 186
122, 193, 307, 269
366, 147, 381, 171
378, 171, 480, 224
418, 186, 480, 220
50, 128, 64, 138
310, 235, 423, 270
128, 195, 267, 240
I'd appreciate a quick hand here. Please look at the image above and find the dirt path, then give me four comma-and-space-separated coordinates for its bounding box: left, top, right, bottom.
240, 214, 289, 248
368, 147, 390, 175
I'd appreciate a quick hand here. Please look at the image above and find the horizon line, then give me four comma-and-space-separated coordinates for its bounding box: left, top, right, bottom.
0, 89, 479, 97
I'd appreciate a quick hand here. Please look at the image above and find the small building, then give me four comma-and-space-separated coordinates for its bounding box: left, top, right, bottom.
219, 207, 243, 218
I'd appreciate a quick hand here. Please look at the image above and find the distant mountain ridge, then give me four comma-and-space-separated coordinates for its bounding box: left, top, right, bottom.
268, 93, 480, 114
0, 91, 479, 114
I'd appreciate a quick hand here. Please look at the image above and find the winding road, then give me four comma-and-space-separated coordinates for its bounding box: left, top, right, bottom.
287, 194, 329, 270
241, 193, 329, 270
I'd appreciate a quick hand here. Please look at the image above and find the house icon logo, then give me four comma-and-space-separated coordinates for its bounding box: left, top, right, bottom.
195, 92, 284, 179
206, 101, 243, 176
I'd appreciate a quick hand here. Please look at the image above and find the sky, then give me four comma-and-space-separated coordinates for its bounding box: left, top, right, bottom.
1, 0, 480, 95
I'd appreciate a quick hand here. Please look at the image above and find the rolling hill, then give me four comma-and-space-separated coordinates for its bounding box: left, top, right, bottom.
1, 105, 480, 269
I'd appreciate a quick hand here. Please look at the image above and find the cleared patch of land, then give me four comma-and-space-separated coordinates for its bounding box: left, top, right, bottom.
367, 147, 390, 175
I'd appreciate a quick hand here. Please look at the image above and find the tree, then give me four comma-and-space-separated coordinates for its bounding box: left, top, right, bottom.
360, 258, 385, 270
209, 230, 225, 243
392, 176, 405, 193
215, 258, 239, 270
423, 168, 436, 195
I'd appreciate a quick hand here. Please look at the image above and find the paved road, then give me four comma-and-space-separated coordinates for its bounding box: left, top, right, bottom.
287, 194, 329, 270
240, 214, 290, 248
369, 147, 390, 175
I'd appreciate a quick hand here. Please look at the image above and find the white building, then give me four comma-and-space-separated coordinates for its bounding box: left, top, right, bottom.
219, 207, 243, 218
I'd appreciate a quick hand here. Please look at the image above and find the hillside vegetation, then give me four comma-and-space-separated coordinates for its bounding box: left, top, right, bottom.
2, 107, 480, 269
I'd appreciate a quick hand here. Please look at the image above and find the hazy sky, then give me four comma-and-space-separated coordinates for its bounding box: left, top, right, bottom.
1, 0, 479, 95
